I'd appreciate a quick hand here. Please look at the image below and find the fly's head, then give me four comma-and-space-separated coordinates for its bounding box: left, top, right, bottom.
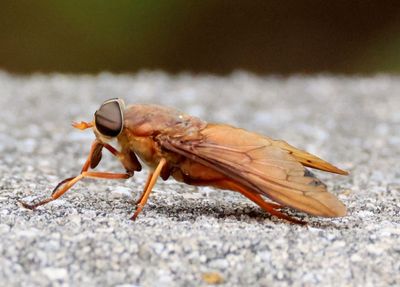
73, 98, 125, 143
93, 98, 125, 143
72, 98, 126, 169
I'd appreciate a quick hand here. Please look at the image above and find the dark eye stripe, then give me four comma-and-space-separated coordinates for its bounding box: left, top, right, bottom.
95, 112, 119, 124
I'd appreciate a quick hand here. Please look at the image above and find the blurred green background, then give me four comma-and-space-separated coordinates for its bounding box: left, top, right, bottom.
1, 0, 400, 74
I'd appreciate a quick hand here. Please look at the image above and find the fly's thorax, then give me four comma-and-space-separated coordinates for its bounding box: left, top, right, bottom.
119, 104, 207, 170
123, 104, 207, 137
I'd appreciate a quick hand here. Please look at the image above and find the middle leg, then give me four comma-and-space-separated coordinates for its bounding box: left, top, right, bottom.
130, 158, 167, 221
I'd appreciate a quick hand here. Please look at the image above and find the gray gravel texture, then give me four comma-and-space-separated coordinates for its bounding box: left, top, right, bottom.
0, 71, 399, 287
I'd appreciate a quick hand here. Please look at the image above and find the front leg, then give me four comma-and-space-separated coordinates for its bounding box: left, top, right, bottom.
20, 140, 135, 209
82, 140, 141, 174
103, 144, 142, 173
21, 171, 132, 210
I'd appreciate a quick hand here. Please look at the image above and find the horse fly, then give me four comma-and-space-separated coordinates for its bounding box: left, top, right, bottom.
21, 98, 348, 224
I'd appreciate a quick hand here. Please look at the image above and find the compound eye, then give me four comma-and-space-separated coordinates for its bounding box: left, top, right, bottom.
94, 99, 124, 137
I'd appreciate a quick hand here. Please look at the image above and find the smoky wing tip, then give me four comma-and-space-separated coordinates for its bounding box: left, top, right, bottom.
340, 170, 350, 176
335, 208, 347, 217
329, 205, 347, 217
333, 167, 350, 175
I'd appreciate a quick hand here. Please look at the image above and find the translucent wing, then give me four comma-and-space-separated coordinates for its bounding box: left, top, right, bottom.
160, 124, 347, 217
271, 140, 348, 175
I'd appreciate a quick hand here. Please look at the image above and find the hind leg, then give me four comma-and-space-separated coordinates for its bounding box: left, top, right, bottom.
214, 180, 306, 225
181, 175, 305, 224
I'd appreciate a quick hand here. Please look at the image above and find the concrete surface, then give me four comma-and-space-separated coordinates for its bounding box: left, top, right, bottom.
0, 71, 399, 286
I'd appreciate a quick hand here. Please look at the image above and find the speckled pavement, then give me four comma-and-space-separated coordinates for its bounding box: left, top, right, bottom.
0, 71, 399, 286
